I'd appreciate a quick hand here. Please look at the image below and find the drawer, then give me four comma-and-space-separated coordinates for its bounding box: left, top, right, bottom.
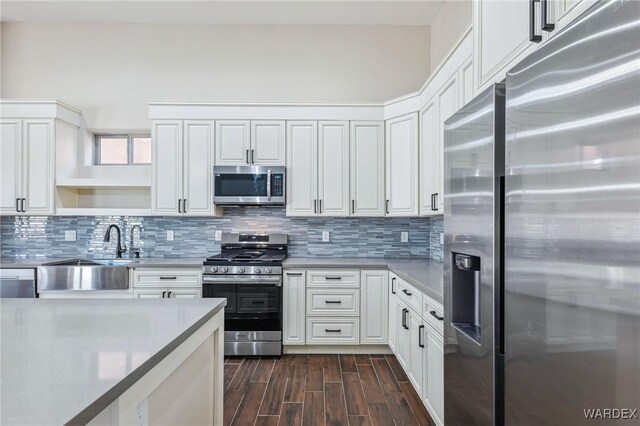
132, 268, 202, 288
237, 292, 279, 313
397, 278, 422, 314
423, 295, 444, 335
306, 318, 359, 344
306, 269, 359, 288
306, 288, 359, 316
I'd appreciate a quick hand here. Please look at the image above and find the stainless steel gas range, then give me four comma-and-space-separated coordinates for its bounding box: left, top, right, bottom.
202, 233, 287, 356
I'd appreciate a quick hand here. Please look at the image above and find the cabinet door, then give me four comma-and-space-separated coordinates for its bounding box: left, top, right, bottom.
168, 288, 201, 298
0, 119, 22, 215
134, 289, 167, 298
436, 74, 459, 211
388, 275, 399, 352
251, 121, 285, 165
286, 121, 318, 216
360, 270, 388, 344
474, 0, 542, 93
396, 303, 410, 370
385, 113, 419, 216
215, 120, 250, 165
459, 57, 474, 108
407, 310, 424, 396
318, 121, 349, 217
22, 119, 54, 214
423, 325, 444, 425
152, 120, 183, 215
183, 120, 214, 215
419, 99, 438, 216
350, 121, 385, 217
283, 270, 306, 345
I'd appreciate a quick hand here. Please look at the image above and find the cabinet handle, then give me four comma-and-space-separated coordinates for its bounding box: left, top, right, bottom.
314, 199, 317, 214
434, 193, 439, 211
16, 198, 20, 213
391, 277, 396, 294
252, 300, 265, 304
183, 199, 187, 213
162, 291, 167, 298
246, 149, 250, 164
167, 291, 172, 298
529, 0, 542, 42
430, 310, 444, 321
325, 329, 342, 333
324, 300, 342, 304
402, 308, 408, 329
178, 199, 182, 213
160, 276, 177, 280
351, 199, 355, 214
251, 149, 255, 164
21, 198, 26, 212
402, 289, 412, 297
541, 0, 554, 31
286, 272, 303, 276
386, 199, 390, 214
318, 199, 322, 214
325, 276, 342, 280
431, 194, 435, 211
418, 324, 425, 348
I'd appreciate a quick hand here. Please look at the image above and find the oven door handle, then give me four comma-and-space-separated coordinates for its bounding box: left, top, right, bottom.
267, 169, 272, 201
202, 275, 283, 286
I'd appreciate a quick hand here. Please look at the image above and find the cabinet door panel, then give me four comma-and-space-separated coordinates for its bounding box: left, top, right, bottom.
152, 120, 183, 214
183, 120, 214, 215
407, 311, 424, 395
318, 121, 349, 216
388, 274, 399, 352
460, 58, 474, 108
215, 120, 250, 165
424, 325, 444, 425
283, 271, 306, 345
0, 120, 21, 214
286, 121, 317, 216
350, 121, 385, 216
385, 113, 419, 216
360, 270, 388, 344
419, 100, 438, 216
168, 288, 201, 298
134, 289, 166, 299
251, 121, 285, 165
397, 303, 411, 369
22, 120, 54, 214
436, 75, 459, 211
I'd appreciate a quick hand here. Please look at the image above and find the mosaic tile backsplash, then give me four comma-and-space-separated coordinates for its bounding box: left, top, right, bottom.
1, 208, 444, 260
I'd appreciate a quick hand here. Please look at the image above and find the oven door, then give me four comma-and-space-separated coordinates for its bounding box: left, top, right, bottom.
213, 165, 285, 205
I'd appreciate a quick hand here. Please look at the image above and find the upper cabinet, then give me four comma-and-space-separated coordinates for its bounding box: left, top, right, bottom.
385, 113, 419, 216
419, 100, 438, 216
215, 120, 285, 166
350, 121, 385, 217
286, 121, 349, 217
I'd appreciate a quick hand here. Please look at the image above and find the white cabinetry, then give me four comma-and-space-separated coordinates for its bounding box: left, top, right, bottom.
360, 270, 388, 344
423, 323, 444, 426
152, 120, 218, 216
419, 100, 438, 216
286, 121, 349, 217
215, 120, 285, 166
388, 273, 399, 352
350, 121, 385, 216
131, 268, 202, 299
554, 0, 593, 34
283, 270, 306, 345
385, 113, 419, 216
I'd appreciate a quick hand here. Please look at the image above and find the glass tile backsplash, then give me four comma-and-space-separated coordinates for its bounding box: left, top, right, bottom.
1, 208, 443, 260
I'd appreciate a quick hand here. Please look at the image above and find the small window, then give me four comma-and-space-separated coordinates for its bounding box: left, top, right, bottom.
94, 135, 151, 165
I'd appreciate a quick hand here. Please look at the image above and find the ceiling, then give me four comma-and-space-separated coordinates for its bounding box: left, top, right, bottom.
0, 1, 445, 26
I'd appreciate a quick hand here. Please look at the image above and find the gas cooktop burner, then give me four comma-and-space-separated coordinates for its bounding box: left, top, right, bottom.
203, 233, 288, 268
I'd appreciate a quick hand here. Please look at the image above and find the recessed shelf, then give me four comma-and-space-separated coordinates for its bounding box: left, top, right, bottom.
56, 177, 151, 188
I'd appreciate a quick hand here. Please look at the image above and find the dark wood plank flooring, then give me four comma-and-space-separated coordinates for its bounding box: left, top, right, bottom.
223, 354, 435, 426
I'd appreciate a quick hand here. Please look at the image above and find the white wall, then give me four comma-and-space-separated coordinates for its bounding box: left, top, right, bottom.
1, 22, 429, 131
429, 0, 471, 72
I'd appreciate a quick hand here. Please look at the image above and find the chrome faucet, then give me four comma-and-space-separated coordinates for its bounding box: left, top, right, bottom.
103, 224, 127, 259
130, 225, 142, 259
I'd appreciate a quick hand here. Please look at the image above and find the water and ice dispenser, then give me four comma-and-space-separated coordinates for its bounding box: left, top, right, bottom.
451, 253, 482, 344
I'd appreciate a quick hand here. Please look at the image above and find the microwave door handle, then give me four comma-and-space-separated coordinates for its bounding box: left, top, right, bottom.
267, 169, 272, 201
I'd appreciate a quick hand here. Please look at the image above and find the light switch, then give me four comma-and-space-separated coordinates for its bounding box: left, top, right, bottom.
214, 230, 222, 241
401, 232, 409, 243
322, 231, 330, 242
64, 230, 76, 242
166, 230, 174, 241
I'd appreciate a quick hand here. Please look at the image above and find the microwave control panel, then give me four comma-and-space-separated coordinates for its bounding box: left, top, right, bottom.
272, 175, 284, 196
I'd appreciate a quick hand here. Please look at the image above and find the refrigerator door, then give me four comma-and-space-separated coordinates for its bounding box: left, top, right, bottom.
505, 1, 640, 424
444, 83, 505, 426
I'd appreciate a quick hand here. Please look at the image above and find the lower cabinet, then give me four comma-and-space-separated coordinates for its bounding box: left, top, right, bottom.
133, 288, 201, 298
423, 323, 444, 425
283, 270, 306, 345
131, 268, 202, 299
360, 270, 388, 344
388, 273, 399, 351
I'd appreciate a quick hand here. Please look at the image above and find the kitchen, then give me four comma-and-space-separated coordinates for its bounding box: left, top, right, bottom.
1, 0, 638, 425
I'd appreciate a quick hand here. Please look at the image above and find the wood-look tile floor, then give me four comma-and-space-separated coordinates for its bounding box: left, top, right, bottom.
223, 354, 435, 426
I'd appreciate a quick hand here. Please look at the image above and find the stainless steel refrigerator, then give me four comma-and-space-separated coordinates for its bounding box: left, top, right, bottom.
443, 1, 640, 425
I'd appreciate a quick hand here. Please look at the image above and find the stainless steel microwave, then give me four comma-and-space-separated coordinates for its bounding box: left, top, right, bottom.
213, 166, 285, 206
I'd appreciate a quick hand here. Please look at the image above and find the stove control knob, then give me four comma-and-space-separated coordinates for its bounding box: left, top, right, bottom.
211, 266, 218, 273
255, 268, 261, 274
221, 266, 229, 273
265, 267, 272, 274
237, 267, 245, 273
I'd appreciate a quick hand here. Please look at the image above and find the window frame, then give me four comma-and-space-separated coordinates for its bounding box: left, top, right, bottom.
94, 134, 151, 166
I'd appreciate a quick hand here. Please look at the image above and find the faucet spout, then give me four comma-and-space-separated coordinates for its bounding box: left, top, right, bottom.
104, 224, 127, 259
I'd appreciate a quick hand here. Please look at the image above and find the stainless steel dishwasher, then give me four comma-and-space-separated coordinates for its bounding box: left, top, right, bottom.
0, 269, 37, 298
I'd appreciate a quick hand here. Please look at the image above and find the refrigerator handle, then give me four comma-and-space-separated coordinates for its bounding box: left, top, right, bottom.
529, 0, 542, 42
541, 0, 555, 32
498, 176, 506, 356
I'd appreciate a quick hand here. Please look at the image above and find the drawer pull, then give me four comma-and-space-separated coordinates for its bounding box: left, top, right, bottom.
325, 276, 342, 280
286, 272, 303, 276
430, 310, 444, 321
418, 324, 425, 348
402, 289, 412, 296
391, 277, 396, 294
325, 329, 342, 333
167, 291, 172, 298
402, 308, 408, 330
252, 301, 265, 305
160, 276, 177, 280
324, 300, 342, 304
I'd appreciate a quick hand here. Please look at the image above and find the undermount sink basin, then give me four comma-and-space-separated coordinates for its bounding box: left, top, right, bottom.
38, 258, 131, 291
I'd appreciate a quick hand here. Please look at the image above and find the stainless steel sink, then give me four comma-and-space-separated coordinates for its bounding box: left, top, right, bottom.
38, 258, 131, 291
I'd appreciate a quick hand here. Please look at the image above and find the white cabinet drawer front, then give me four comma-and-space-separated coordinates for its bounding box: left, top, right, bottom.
306, 288, 360, 316
306, 269, 360, 288
423, 296, 444, 335
397, 279, 422, 314
133, 269, 202, 287
307, 318, 359, 344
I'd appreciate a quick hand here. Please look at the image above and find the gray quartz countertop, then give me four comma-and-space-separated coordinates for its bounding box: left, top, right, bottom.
283, 258, 443, 304
0, 257, 207, 269
1, 298, 226, 425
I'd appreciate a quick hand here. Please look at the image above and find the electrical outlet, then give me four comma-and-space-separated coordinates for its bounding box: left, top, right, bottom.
136, 399, 148, 426
322, 231, 330, 242
166, 230, 174, 241
440, 233, 444, 245
401, 231, 409, 243
214, 230, 222, 241
64, 230, 76, 242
